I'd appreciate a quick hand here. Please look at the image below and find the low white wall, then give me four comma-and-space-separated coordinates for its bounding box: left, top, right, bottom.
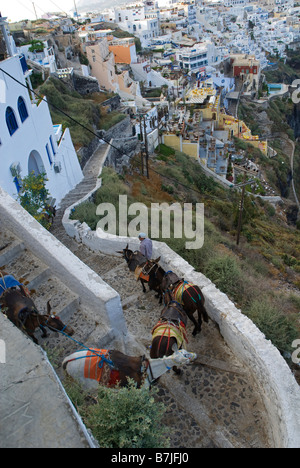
62, 217, 300, 448
0, 186, 127, 343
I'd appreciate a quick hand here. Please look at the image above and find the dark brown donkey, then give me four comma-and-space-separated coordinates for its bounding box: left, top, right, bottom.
117, 245, 161, 295
0, 288, 74, 344
161, 272, 209, 336
150, 295, 189, 375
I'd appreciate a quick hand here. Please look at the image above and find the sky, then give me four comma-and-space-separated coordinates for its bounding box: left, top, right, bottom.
1, 0, 76, 23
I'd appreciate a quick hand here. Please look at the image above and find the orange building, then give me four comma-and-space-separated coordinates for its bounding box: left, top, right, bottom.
108, 36, 137, 64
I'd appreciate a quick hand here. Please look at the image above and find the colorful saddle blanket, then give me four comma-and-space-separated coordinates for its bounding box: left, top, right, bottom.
173, 281, 197, 305
151, 320, 188, 349
83, 349, 120, 387
134, 266, 150, 282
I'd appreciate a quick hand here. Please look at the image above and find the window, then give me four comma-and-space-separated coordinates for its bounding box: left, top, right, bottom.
6, 107, 19, 136
17, 97, 29, 123
46, 143, 53, 166
49, 135, 56, 155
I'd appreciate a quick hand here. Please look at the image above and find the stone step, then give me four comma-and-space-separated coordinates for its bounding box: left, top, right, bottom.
0, 248, 51, 290
29, 276, 80, 321
0, 239, 25, 268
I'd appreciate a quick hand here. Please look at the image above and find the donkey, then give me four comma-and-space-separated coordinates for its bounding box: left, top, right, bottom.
62, 347, 197, 390
117, 245, 161, 295
0, 284, 74, 344
161, 274, 209, 336
151, 295, 189, 375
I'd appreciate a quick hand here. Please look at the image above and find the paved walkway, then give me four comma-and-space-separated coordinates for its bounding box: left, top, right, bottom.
48, 146, 273, 448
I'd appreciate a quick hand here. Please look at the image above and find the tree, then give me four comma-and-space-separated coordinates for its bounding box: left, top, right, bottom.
28, 40, 44, 53
17, 172, 52, 230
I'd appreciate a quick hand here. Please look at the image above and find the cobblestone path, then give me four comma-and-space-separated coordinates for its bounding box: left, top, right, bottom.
46, 145, 273, 449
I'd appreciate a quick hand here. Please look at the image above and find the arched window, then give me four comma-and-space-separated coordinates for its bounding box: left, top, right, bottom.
6, 107, 19, 136
17, 96, 28, 123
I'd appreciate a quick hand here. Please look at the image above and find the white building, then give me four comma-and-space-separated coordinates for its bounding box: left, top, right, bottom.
224, 0, 248, 6
111, 2, 160, 47
176, 41, 216, 75
18, 41, 57, 74
0, 16, 83, 206
119, 18, 160, 47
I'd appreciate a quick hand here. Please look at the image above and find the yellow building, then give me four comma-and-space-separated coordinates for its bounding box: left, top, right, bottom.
162, 134, 198, 159
183, 81, 221, 121
165, 81, 268, 160
218, 114, 268, 155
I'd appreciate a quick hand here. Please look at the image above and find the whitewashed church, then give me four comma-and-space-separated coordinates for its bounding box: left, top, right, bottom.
0, 14, 83, 206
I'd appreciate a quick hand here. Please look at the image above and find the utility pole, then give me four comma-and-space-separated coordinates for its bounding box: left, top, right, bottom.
32, 2, 38, 20
143, 116, 149, 179
235, 177, 256, 246
139, 116, 144, 176
74, 0, 79, 19
236, 183, 246, 246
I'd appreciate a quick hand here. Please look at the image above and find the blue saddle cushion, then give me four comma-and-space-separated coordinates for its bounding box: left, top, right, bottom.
0, 275, 22, 291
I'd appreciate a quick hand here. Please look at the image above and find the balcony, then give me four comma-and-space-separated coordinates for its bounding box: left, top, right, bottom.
53, 124, 63, 143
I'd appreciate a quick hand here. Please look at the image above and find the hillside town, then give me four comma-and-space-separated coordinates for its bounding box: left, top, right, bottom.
0, 0, 299, 204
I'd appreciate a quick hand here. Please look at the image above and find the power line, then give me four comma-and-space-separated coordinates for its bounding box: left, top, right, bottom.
0, 65, 242, 203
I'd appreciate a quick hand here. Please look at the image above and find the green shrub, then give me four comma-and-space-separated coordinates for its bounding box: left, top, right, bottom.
18, 171, 52, 230
40, 77, 102, 146
203, 255, 244, 300
246, 299, 299, 353
99, 112, 126, 130
83, 380, 169, 448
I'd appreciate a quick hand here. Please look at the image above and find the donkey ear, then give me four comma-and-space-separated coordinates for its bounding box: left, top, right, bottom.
154, 256, 161, 263
47, 300, 52, 315
172, 342, 178, 353
126, 244, 129, 250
